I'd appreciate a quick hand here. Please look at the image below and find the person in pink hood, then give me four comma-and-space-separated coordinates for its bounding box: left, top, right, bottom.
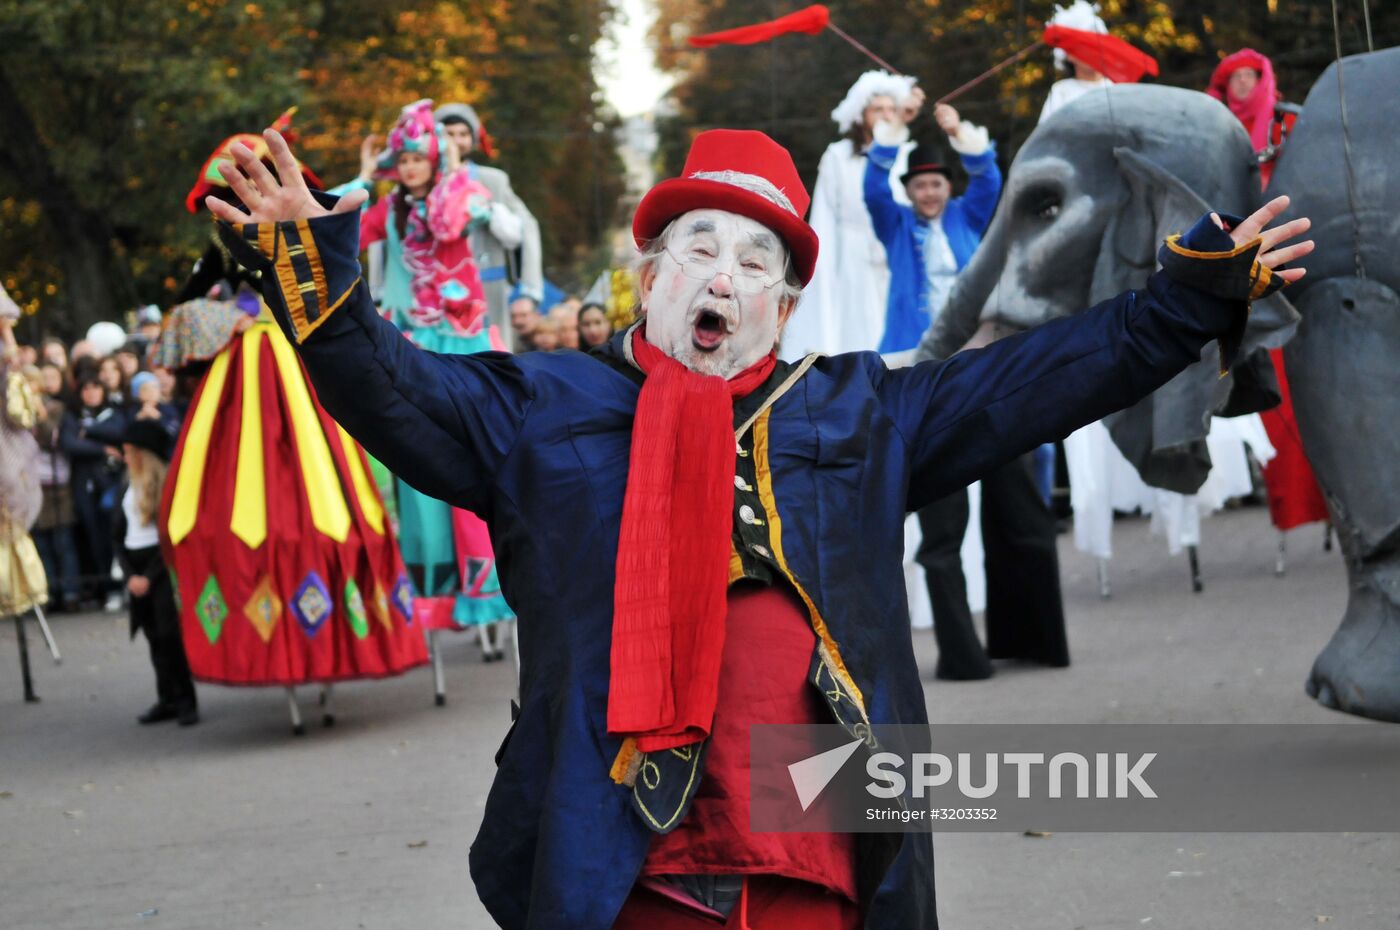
1207, 49, 1292, 185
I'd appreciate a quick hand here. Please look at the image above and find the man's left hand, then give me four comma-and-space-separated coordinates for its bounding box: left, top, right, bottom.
1215, 195, 1313, 285
934, 103, 961, 137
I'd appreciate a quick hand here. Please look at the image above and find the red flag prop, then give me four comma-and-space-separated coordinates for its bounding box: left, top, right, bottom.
1043, 25, 1159, 84
687, 5, 903, 74
688, 5, 830, 48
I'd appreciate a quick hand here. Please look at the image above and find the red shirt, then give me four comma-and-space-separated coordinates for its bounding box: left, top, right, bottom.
641, 582, 859, 903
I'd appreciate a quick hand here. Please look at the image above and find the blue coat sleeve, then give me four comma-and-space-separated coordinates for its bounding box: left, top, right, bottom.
880, 271, 1243, 511
863, 143, 906, 248
951, 146, 1002, 237
217, 199, 531, 518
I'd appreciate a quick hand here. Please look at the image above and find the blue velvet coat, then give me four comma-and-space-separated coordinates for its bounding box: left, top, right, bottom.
222, 200, 1256, 930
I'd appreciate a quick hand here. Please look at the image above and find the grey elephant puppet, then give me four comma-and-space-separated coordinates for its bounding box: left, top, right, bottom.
922, 83, 1296, 496
924, 57, 1400, 724
1270, 47, 1400, 724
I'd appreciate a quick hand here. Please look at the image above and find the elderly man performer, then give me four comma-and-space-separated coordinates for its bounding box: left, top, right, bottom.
207, 128, 1310, 929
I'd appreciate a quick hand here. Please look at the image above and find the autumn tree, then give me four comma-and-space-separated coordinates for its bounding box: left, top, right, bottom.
0, 0, 625, 337
0, 0, 309, 335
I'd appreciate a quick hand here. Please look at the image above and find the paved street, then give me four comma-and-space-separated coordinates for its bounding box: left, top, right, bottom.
4, 505, 1398, 929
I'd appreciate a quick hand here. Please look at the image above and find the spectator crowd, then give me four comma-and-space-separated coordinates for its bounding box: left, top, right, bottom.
14, 309, 181, 615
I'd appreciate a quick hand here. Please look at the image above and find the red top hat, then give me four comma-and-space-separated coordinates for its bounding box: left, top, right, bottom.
633, 130, 819, 285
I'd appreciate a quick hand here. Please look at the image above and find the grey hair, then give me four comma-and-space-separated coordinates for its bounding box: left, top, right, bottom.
633, 217, 803, 309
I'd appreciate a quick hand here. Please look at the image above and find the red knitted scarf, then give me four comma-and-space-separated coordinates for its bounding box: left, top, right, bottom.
607, 326, 777, 752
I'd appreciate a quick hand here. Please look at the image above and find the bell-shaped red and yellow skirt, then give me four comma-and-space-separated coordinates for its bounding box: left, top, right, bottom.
160, 315, 427, 684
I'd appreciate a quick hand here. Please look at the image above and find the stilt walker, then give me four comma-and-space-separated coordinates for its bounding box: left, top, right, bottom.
171, 114, 428, 732
331, 100, 518, 699
1, 287, 59, 702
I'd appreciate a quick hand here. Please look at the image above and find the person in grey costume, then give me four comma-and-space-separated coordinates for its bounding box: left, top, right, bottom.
435, 103, 544, 351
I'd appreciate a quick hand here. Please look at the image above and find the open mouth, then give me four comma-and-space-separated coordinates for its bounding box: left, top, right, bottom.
692, 309, 729, 351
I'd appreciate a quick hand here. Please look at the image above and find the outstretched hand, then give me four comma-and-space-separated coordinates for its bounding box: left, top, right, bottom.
205, 129, 368, 226
1213, 194, 1313, 285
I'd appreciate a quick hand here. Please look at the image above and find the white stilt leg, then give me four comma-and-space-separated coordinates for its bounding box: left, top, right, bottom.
509, 620, 521, 689
321, 683, 335, 727
286, 687, 304, 736
31, 603, 61, 663
479, 622, 496, 661
431, 630, 446, 706
1275, 532, 1287, 576
1096, 558, 1111, 600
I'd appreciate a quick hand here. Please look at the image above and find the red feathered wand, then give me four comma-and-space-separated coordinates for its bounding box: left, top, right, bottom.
688, 5, 902, 74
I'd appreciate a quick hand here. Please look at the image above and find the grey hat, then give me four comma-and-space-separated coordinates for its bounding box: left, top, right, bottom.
434, 102, 481, 136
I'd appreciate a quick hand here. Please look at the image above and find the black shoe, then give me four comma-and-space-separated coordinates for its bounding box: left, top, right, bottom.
176, 706, 200, 727
934, 658, 995, 681
138, 703, 178, 724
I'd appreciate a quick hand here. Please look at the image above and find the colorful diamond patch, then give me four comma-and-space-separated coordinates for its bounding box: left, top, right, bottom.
345, 580, 369, 640
195, 575, 228, 645
243, 576, 282, 644
392, 575, 414, 623
372, 583, 392, 632
291, 572, 333, 637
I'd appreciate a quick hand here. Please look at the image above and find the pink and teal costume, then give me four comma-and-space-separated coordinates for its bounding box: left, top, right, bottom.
332, 100, 514, 630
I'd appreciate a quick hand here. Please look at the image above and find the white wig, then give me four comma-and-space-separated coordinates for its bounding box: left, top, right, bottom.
830, 70, 918, 133
1048, 1, 1108, 71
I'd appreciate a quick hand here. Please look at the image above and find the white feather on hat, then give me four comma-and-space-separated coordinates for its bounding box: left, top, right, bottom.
1048, 1, 1108, 71
830, 70, 918, 133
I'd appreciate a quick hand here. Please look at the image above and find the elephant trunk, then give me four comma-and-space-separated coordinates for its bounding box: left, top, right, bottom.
1288, 277, 1400, 722
923, 211, 1011, 360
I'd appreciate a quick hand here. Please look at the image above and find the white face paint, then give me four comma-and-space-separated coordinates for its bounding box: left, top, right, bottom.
641, 209, 793, 379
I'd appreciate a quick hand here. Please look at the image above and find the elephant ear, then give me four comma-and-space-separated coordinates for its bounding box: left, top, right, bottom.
1093, 147, 1297, 494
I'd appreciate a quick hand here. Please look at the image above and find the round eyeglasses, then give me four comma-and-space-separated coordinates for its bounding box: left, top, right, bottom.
663, 247, 787, 296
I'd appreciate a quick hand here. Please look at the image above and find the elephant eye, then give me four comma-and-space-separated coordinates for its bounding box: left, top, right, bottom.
1017, 186, 1063, 222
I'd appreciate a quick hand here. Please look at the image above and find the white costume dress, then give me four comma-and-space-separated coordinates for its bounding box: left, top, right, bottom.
1039, 77, 1113, 122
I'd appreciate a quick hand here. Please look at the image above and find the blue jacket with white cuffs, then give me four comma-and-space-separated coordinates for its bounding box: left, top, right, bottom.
865, 126, 1002, 354
219, 196, 1275, 930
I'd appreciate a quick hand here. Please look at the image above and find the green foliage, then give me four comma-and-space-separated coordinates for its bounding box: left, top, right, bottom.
0, 0, 624, 336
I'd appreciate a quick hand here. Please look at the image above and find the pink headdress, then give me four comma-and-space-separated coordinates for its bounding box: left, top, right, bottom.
374, 99, 451, 181
1207, 49, 1278, 154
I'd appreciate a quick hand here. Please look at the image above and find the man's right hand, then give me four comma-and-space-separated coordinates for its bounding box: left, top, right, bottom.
206, 130, 368, 226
